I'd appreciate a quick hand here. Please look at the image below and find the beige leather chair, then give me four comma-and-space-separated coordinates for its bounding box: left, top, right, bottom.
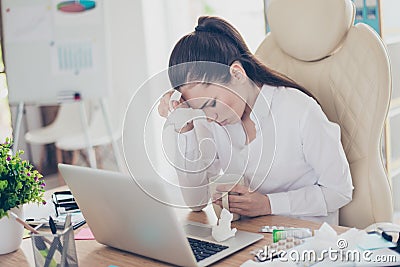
256, 0, 393, 228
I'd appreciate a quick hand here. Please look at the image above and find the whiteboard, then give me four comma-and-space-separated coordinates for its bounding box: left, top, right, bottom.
1, 0, 110, 104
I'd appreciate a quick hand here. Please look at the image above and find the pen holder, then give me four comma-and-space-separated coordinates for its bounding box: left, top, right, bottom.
31, 226, 78, 267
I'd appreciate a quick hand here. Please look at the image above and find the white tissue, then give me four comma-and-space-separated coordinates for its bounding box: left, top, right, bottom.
292, 222, 364, 254
167, 108, 205, 131
169, 90, 182, 110
297, 222, 342, 251
313, 222, 338, 245
313, 222, 366, 250
167, 90, 205, 131
212, 208, 237, 242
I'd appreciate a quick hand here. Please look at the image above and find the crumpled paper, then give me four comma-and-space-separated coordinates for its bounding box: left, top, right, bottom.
212, 208, 237, 242
299, 222, 360, 251
167, 90, 205, 131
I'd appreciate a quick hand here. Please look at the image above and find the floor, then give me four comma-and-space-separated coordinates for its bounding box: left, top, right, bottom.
43, 144, 122, 190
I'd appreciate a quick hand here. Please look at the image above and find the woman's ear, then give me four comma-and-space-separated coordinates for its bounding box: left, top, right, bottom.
229, 61, 247, 84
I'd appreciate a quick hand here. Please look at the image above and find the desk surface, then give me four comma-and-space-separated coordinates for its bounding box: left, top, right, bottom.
1, 188, 347, 267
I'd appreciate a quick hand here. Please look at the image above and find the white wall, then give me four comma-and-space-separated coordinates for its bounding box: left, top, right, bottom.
8, 0, 266, 173
381, 0, 400, 41
105, 0, 149, 128
9, 0, 151, 168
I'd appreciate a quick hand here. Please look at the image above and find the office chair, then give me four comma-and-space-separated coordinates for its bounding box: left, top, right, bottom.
256, 0, 392, 228
24, 102, 88, 171
55, 98, 125, 172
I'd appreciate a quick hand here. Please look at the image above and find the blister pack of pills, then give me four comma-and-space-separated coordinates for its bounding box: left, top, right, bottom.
259, 225, 294, 233
251, 237, 306, 262
250, 236, 328, 267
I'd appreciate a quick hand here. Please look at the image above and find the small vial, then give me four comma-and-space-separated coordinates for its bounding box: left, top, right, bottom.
272, 228, 312, 243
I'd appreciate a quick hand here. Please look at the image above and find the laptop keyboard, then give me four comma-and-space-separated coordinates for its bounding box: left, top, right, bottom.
187, 237, 229, 262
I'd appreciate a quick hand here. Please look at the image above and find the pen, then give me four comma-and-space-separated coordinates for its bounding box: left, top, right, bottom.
33, 223, 44, 232
10, 212, 40, 234
49, 216, 57, 235
73, 219, 86, 230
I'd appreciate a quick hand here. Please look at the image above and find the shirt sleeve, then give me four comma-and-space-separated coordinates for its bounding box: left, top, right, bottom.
268, 99, 353, 217
175, 120, 221, 210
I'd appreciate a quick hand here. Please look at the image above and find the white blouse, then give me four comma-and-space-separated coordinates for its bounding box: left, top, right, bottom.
174, 84, 353, 224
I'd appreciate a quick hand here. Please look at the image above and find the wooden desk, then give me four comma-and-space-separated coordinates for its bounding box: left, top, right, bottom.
0, 202, 347, 267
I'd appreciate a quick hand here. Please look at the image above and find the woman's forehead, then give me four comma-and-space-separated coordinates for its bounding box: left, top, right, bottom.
178, 83, 213, 107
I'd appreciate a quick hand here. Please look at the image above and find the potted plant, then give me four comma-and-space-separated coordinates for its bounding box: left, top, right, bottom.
0, 138, 45, 255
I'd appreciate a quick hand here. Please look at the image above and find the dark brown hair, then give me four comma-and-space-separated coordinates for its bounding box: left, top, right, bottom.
168, 16, 315, 99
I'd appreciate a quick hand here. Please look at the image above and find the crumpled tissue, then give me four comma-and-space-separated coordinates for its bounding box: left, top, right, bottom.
212, 208, 237, 242
166, 90, 205, 131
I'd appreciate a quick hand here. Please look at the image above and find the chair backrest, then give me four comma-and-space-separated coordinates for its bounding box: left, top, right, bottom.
24, 102, 87, 145
255, 0, 393, 228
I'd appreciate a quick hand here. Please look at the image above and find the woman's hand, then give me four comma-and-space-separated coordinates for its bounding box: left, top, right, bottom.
158, 91, 194, 133
158, 91, 178, 117
212, 184, 272, 217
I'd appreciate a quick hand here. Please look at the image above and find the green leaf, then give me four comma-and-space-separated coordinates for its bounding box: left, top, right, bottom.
0, 139, 45, 219
0, 180, 7, 190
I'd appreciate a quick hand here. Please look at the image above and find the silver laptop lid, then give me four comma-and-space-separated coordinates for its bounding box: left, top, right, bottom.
58, 164, 198, 267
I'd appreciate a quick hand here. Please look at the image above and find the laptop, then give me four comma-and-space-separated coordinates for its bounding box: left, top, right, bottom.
58, 164, 263, 267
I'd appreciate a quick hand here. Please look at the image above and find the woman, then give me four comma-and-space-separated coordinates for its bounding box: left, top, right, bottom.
158, 16, 353, 224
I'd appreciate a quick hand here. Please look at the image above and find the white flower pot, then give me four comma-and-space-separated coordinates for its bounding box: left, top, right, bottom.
0, 206, 24, 255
